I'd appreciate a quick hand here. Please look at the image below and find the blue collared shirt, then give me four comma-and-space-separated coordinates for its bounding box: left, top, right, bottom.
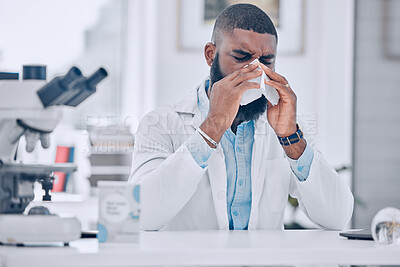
186, 79, 314, 229
222, 121, 254, 230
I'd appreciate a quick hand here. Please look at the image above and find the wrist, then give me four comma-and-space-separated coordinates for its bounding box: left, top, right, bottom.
277, 123, 303, 146
275, 123, 298, 138
200, 116, 228, 143
283, 138, 306, 160
197, 127, 218, 148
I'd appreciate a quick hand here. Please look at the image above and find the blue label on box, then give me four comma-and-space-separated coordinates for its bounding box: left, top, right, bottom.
97, 223, 108, 242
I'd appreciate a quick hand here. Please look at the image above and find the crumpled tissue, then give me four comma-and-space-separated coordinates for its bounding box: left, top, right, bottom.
240, 59, 280, 106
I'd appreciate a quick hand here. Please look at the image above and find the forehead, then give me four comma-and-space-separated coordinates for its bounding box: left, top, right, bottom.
219, 28, 277, 55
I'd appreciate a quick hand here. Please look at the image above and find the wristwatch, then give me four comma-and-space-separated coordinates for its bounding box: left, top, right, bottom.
277, 124, 303, 146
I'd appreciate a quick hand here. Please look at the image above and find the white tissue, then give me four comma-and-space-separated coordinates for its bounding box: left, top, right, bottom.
240, 59, 280, 106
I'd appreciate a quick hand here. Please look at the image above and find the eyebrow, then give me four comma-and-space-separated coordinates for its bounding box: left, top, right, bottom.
232, 49, 254, 56
232, 49, 275, 59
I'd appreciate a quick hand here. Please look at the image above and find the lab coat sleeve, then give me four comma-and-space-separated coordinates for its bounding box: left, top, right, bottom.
289, 148, 354, 230
128, 109, 208, 230
187, 130, 215, 168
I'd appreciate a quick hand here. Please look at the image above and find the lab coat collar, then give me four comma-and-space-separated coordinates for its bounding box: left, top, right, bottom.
173, 80, 208, 129
173, 79, 207, 115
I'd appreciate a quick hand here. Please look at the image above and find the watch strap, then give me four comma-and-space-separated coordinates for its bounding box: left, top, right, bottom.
277, 124, 304, 146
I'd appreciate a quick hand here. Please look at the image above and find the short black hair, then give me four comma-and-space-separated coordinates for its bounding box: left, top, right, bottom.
211, 3, 278, 45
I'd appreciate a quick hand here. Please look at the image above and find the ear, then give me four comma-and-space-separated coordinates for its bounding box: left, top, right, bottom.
204, 42, 216, 67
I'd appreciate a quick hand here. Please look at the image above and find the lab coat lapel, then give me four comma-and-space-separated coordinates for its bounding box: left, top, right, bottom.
192, 109, 202, 129
207, 146, 229, 230
173, 80, 206, 130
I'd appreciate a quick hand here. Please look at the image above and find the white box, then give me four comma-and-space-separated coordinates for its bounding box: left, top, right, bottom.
97, 181, 140, 243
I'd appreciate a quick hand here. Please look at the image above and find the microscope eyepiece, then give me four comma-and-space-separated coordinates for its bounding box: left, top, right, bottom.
62, 67, 108, 107
37, 66, 107, 107
86, 67, 108, 89
59, 67, 82, 88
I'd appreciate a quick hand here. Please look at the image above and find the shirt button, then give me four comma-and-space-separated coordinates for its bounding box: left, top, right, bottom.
236, 147, 242, 152
238, 180, 243, 186
233, 211, 238, 216
298, 166, 304, 172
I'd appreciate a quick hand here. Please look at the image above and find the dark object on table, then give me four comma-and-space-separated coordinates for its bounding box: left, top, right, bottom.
339, 229, 373, 241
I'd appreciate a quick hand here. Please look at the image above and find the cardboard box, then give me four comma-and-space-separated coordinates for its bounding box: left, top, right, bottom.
97, 181, 140, 243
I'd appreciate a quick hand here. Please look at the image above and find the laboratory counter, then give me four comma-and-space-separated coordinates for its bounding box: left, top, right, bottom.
0, 230, 399, 267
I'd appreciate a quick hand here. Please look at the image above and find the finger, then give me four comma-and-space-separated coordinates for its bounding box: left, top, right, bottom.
237, 81, 261, 93
243, 62, 259, 71
227, 63, 259, 81
265, 79, 296, 100
232, 69, 262, 86
266, 100, 273, 109
266, 78, 295, 96
259, 64, 288, 84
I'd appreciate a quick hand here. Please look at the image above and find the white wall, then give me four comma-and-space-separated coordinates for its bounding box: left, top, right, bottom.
278, 0, 354, 171
0, 0, 108, 73
353, 0, 400, 228
123, 0, 355, 173
120, 0, 159, 130
0, 0, 124, 126
155, 1, 210, 108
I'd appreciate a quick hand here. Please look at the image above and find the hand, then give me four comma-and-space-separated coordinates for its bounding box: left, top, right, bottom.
259, 64, 297, 137
200, 64, 262, 145
259, 65, 305, 159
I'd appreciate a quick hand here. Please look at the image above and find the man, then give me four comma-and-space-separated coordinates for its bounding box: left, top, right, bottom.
128, 4, 353, 231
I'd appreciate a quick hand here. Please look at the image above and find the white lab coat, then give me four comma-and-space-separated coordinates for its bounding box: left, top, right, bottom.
128, 80, 354, 231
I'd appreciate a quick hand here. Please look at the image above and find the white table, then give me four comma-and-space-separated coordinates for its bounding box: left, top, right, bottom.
0, 230, 399, 266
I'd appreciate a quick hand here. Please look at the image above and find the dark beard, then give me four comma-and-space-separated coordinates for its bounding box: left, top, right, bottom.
210, 52, 225, 88
209, 52, 267, 122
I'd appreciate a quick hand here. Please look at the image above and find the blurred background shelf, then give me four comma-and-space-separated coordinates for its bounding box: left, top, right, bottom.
87, 125, 134, 187
90, 166, 131, 175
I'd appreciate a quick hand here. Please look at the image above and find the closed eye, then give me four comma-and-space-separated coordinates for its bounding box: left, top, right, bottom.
231, 49, 254, 62
232, 55, 252, 62
259, 58, 272, 65
260, 55, 274, 66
